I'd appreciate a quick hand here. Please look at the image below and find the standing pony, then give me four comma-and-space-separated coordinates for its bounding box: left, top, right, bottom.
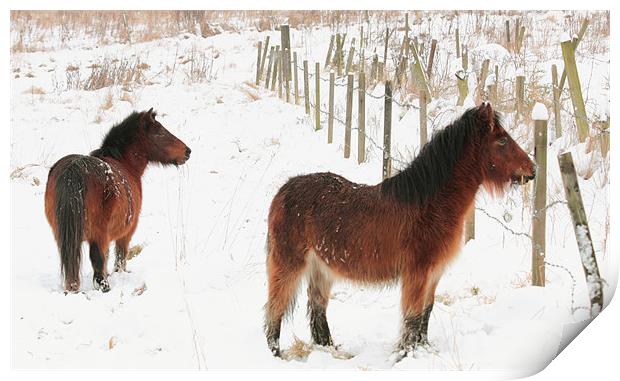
45, 109, 191, 293
264, 103, 535, 359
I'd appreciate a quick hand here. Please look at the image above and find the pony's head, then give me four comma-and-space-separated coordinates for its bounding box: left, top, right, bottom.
475, 103, 535, 194
139, 108, 191, 165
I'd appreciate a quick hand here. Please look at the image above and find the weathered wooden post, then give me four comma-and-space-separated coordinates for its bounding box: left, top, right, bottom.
328, 70, 335, 144
280, 25, 291, 82
337, 34, 344, 77
559, 17, 589, 93
599, 117, 610, 158
256, 41, 262, 85
325, 34, 335, 68
358, 69, 366, 163
551, 64, 562, 138
419, 89, 428, 147
505, 19, 511, 52
303, 60, 310, 114
344, 73, 354, 158
561, 36, 589, 142
293, 52, 299, 105
558, 152, 604, 316
411, 43, 432, 102
532, 103, 549, 287
465, 206, 475, 242
455, 27, 460, 58
383, 28, 389, 80
456, 70, 468, 106
277, 50, 283, 98
271, 46, 280, 91
265, 46, 274, 89
259, 36, 270, 79
477, 58, 490, 103
345, 45, 356, 76
515, 73, 525, 116
383, 80, 393, 180
427, 39, 437, 80
315, 62, 321, 130
461, 46, 468, 71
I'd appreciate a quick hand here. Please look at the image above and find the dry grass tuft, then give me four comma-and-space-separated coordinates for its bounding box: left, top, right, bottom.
100, 91, 114, 110
281, 337, 313, 361
24, 86, 46, 95
127, 244, 144, 261
436, 292, 455, 306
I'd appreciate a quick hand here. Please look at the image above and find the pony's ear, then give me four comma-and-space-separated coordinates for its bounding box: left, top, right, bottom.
480, 102, 495, 131
142, 108, 155, 124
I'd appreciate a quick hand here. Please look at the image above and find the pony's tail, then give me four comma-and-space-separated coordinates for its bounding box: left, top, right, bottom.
54, 164, 86, 292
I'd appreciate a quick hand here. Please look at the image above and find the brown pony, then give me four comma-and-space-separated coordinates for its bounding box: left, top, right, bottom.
44, 109, 191, 293
264, 103, 535, 360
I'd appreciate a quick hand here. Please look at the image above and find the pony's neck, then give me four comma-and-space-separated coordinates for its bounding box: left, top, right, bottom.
115, 144, 149, 178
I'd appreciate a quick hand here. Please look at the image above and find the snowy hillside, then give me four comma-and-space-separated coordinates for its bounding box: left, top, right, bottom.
10, 10, 611, 374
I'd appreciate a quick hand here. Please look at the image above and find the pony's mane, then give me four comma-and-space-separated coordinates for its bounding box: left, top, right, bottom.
380, 107, 501, 204
90, 111, 154, 160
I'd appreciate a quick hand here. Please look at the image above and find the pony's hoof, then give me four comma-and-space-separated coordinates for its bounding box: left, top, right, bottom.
94, 278, 111, 293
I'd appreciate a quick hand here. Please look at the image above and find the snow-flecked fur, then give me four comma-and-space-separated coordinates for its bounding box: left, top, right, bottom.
264, 103, 536, 358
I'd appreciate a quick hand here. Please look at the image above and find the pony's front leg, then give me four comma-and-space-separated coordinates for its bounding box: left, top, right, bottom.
395, 268, 431, 360
89, 241, 110, 293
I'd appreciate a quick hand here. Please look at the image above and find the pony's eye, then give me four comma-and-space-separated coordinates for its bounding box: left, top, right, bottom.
498, 137, 508, 146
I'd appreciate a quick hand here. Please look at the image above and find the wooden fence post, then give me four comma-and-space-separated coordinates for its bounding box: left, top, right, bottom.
303, 60, 310, 114
383, 28, 389, 80
419, 89, 428, 147
280, 25, 291, 82
455, 27, 460, 58
383, 80, 393, 180
465, 205, 475, 242
477, 58, 490, 103
328, 70, 334, 144
515, 74, 525, 116
325, 34, 335, 68
551, 64, 562, 138
456, 70, 468, 106
559, 17, 589, 94
358, 69, 366, 163
411, 43, 432, 102
256, 41, 262, 85
344, 73, 354, 158
277, 50, 283, 98
265, 46, 274, 89
337, 34, 344, 77
259, 36, 270, 79
427, 39, 437, 80
271, 46, 280, 91
505, 19, 511, 52
293, 52, 299, 105
561, 38, 589, 142
461, 46, 468, 71
532, 103, 548, 287
345, 46, 356, 76
315, 62, 321, 130
558, 152, 604, 316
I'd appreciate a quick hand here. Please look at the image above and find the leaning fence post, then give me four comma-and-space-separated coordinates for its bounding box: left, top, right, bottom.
532, 103, 549, 287
427, 38, 437, 80
325, 34, 335, 68
383, 80, 393, 180
358, 69, 366, 164
561, 37, 589, 143
256, 41, 262, 85
277, 50, 283, 98
293, 52, 299, 105
345, 45, 356, 76
344, 73, 354, 158
265, 46, 274, 89
271, 46, 280, 91
558, 152, 604, 316
259, 36, 270, 79
315, 62, 321, 131
477, 58, 490, 103
328, 70, 335, 144
551, 64, 562, 138
303, 60, 310, 114
456, 70, 468, 106
419, 89, 428, 147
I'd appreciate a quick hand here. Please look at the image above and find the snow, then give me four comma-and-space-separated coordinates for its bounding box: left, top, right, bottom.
10, 10, 611, 374
532, 102, 549, 120
560, 32, 572, 43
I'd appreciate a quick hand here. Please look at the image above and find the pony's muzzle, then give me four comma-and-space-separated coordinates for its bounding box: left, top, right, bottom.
185, 147, 192, 160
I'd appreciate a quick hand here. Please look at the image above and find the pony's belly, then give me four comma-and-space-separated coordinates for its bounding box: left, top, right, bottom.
313, 247, 401, 284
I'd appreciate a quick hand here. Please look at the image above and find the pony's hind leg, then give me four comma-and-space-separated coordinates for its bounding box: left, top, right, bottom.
306, 253, 334, 347
264, 247, 306, 357
89, 241, 110, 293
113, 235, 132, 272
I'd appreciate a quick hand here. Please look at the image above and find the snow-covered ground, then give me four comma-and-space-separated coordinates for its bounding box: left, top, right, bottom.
11, 11, 612, 375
